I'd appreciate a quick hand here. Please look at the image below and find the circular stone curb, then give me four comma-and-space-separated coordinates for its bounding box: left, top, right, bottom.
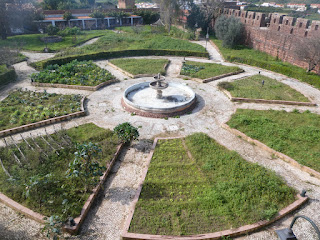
122, 137, 308, 240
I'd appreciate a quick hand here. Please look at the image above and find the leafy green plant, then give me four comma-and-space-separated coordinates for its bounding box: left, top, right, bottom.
31, 60, 114, 86
89, 10, 105, 19
114, 122, 139, 143
46, 26, 60, 36
63, 11, 76, 21
67, 142, 105, 192
42, 215, 63, 240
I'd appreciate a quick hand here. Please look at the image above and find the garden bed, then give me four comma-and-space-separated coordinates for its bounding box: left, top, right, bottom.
123, 134, 301, 239
218, 75, 316, 106
0, 123, 122, 234
31, 60, 116, 86
227, 109, 320, 173
179, 61, 243, 83
108, 58, 170, 78
0, 90, 85, 137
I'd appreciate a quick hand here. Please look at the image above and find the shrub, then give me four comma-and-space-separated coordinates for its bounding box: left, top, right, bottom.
89, 10, 105, 19
114, 122, 139, 143
46, 25, 59, 36
63, 11, 76, 21
214, 16, 244, 48
134, 9, 159, 24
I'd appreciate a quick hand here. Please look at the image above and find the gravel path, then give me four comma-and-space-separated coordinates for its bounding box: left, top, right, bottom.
77, 37, 100, 48
1, 40, 320, 240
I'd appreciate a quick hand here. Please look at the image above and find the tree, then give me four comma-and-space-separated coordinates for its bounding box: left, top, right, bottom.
201, 0, 224, 31
156, 0, 181, 33
295, 37, 320, 73
187, 4, 205, 30
214, 15, 244, 48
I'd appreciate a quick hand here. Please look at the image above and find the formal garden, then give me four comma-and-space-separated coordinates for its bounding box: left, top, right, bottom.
0, 18, 319, 240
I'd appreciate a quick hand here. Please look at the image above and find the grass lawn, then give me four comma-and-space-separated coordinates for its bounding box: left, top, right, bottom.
129, 134, 295, 235
0, 30, 107, 52
55, 26, 206, 57
31, 59, 115, 86
219, 74, 309, 102
0, 123, 119, 218
180, 61, 241, 79
0, 89, 82, 131
109, 58, 169, 75
228, 109, 320, 172
211, 38, 320, 90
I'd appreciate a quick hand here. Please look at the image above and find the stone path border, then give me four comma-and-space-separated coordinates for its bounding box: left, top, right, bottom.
220, 88, 317, 107
0, 96, 86, 138
107, 60, 170, 79
179, 69, 244, 83
31, 79, 119, 91
0, 140, 124, 235
221, 123, 320, 180
122, 137, 308, 240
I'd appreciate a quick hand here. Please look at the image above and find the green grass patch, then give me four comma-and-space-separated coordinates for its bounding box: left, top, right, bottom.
0, 123, 118, 218
228, 109, 320, 172
0, 64, 7, 74
0, 30, 106, 52
180, 61, 241, 79
109, 58, 169, 75
211, 38, 320, 90
129, 134, 295, 235
31, 59, 114, 86
55, 26, 206, 58
219, 74, 309, 102
0, 89, 82, 131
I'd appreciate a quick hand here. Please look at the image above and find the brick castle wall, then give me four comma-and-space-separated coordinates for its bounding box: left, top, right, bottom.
223, 8, 320, 73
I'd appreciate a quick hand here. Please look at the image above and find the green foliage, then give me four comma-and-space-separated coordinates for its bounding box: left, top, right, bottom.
0, 123, 118, 218
180, 61, 241, 79
63, 11, 76, 21
0, 65, 16, 86
129, 135, 295, 235
114, 122, 139, 143
31, 59, 114, 86
67, 142, 105, 192
58, 27, 83, 37
133, 9, 160, 24
214, 16, 244, 48
110, 58, 169, 75
46, 26, 60, 36
0, 30, 106, 52
32, 50, 209, 70
228, 109, 320, 172
108, 11, 130, 19
221, 74, 309, 102
89, 10, 105, 19
42, 215, 63, 240
187, 4, 205, 30
52, 26, 206, 58
212, 38, 320, 90
0, 89, 82, 131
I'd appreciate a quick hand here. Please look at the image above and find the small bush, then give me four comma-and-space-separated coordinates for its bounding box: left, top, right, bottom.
89, 10, 105, 19
46, 25, 59, 36
114, 122, 139, 143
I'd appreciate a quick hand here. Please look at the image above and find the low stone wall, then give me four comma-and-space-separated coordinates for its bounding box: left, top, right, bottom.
220, 88, 317, 106
179, 69, 245, 83
122, 137, 308, 240
31, 79, 119, 91
0, 96, 86, 138
221, 123, 320, 180
0, 142, 124, 235
107, 60, 170, 79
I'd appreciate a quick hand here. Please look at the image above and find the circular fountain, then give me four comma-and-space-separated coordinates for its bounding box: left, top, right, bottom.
122, 74, 196, 118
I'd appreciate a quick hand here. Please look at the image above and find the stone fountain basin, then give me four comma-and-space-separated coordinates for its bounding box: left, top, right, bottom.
122, 82, 196, 115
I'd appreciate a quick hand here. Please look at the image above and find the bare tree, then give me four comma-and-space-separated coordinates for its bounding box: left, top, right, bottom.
201, 0, 224, 30
295, 37, 320, 73
157, 0, 181, 33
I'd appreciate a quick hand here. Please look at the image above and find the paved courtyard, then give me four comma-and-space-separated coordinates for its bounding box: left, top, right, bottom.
0, 40, 320, 239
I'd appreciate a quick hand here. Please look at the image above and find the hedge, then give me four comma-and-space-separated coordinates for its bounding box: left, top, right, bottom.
0, 66, 17, 86
30, 49, 209, 70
